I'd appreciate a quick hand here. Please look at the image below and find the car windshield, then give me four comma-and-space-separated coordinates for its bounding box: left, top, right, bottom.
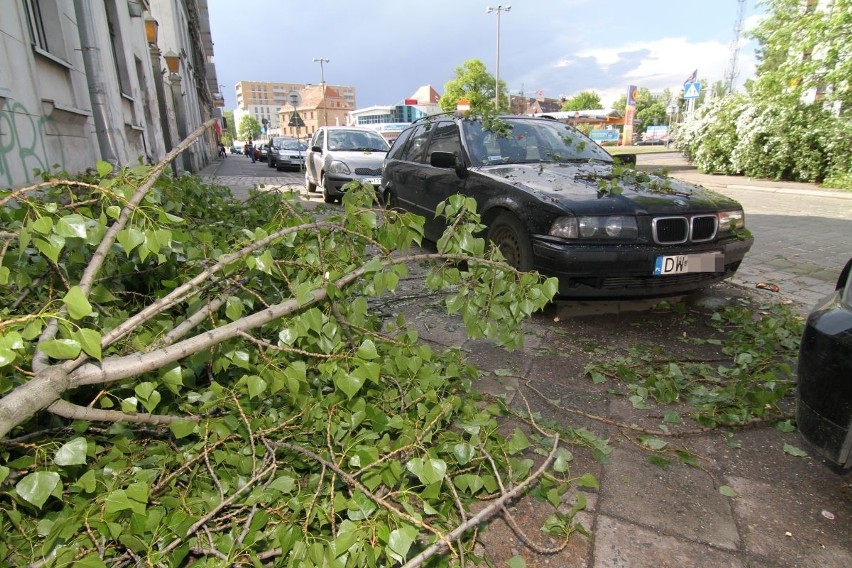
279, 140, 305, 151
328, 130, 388, 152
462, 117, 614, 166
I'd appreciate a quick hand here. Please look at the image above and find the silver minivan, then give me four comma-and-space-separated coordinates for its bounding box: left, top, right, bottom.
305, 126, 389, 203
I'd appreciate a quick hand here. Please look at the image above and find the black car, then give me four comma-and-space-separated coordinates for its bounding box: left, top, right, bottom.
381, 114, 754, 298
796, 257, 852, 471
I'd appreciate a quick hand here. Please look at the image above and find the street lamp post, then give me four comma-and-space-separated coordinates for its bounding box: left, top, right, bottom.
313, 57, 330, 126
486, 5, 510, 110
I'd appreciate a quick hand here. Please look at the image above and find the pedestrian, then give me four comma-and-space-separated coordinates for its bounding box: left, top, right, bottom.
218, 142, 226, 158
246, 139, 255, 163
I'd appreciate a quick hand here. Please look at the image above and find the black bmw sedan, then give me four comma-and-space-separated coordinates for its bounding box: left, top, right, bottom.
797, 258, 852, 471
381, 114, 753, 298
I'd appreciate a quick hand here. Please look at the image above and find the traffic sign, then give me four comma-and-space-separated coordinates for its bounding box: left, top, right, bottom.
683, 82, 701, 99
287, 90, 302, 107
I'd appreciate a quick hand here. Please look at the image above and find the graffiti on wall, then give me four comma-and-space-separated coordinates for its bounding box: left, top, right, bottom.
0, 100, 65, 187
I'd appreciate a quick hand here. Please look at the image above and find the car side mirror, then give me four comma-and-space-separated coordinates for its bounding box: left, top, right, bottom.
311, 145, 322, 154
613, 154, 636, 167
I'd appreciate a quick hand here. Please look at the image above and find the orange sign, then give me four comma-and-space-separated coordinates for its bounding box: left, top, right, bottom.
457, 99, 470, 112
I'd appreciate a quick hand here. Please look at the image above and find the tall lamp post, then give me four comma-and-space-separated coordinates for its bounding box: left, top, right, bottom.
313, 57, 330, 126
486, 5, 510, 110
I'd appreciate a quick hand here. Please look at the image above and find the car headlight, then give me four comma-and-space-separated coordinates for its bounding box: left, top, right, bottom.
550, 216, 638, 239
718, 210, 745, 232
328, 160, 351, 175
549, 216, 578, 239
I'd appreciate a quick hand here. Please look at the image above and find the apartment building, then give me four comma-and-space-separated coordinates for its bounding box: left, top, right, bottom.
233, 80, 356, 136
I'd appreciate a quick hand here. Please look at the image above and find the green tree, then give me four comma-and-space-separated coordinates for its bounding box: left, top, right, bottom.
238, 115, 261, 140
223, 109, 237, 139
0, 122, 579, 565
748, 0, 851, 114
613, 87, 674, 132
560, 91, 602, 111
440, 59, 508, 113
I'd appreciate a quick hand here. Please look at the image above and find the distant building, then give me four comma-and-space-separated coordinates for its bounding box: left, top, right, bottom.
532, 109, 624, 128
348, 85, 442, 140
277, 84, 351, 139
233, 80, 356, 136
511, 95, 564, 115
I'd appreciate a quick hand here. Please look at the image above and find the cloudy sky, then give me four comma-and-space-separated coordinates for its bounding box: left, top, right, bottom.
208, 0, 765, 110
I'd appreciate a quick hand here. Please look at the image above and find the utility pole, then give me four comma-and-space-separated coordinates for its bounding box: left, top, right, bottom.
724, 0, 746, 94
486, 5, 510, 111
313, 58, 329, 127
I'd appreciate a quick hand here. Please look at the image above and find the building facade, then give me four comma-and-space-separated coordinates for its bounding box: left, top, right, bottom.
348, 85, 442, 141
233, 80, 356, 137
0, 0, 221, 189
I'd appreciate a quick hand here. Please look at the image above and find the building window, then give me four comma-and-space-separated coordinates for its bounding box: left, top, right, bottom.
23, 0, 68, 61
105, 0, 133, 97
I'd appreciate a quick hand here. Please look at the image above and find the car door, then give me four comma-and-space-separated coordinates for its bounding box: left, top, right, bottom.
307, 129, 324, 184
389, 123, 434, 220
417, 120, 467, 240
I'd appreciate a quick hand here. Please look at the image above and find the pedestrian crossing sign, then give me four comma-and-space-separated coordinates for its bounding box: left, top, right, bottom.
684, 82, 701, 99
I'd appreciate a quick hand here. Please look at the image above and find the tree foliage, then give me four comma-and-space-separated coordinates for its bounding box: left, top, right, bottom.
749, 0, 851, 114
673, 0, 851, 187
560, 91, 602, 111
612, 87, 676, 133
440, 59, 508, 114
0, 122, 589, 565
238, 115, 261, 141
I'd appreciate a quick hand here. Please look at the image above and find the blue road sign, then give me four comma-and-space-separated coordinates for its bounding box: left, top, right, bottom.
684, 82, 701, 99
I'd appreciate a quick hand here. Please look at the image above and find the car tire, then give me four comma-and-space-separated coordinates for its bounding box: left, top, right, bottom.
267, 157, 274, 168
383, 189, 399, 211
487, 212, 533, 272
321, 175, 336, 203
306, 171, 317, 193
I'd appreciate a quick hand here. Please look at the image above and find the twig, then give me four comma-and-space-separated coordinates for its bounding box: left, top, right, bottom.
401, 434, 560, 568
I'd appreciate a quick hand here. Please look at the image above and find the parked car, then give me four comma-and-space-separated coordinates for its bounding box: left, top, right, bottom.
268, 137, 307, 171
381, 114, 754, 298
305, 126, 390, 203
796, 257, 852, 471
258, 144, 269, 162
231, 145, 242, 155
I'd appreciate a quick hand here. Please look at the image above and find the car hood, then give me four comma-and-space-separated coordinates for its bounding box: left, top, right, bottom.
476, 162, 742, 214
327, 150, 387, 167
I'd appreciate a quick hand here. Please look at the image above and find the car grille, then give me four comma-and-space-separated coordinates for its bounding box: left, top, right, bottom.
652, 215, 717, 244
354, 167, 382, 176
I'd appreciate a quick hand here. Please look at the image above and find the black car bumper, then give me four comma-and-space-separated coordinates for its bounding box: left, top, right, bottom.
531, 236, 754, 298
796, 292, 852, 470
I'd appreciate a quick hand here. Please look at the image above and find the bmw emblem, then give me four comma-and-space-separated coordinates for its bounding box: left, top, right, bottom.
673, 198, 688, 207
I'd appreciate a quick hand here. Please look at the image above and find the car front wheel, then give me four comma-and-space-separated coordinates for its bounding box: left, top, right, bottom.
321, 175, 336, 203
487, 212, 533, 272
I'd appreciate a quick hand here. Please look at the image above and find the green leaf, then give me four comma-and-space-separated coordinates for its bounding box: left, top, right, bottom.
39, 338, 82, 360
356, 338, 378, 360
452, 443, 475, 465
783, 443, 808, 457
76, 328, 102, 360
247, 375, 267, 399
31, 216, 53, 234
386, 525, 417, 563
334, 372, 364, 400
0, 265, 8, 285
117, 228, 145, 256
54, 437, 88, 466
106, 205, 122, 219
719, 485, 738, 498
15, 471, 61, 508
0, 348, 16, 368
775, 420, 796, 433
575, 472, 599, 489
225, 297, 243, 321
55, 214, 88, 239
63, 286, 93, 320
406, 457, 447, 486
169, 421, 196, 439
506, 428, 530, 454
96, 160, 113, 176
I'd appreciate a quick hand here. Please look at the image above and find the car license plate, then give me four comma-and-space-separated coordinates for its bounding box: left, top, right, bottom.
654, 252, 723, 276
365, 178, 381, 186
